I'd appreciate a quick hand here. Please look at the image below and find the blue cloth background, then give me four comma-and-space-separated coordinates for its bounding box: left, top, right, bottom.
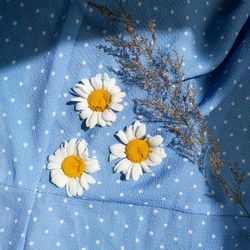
0, 0, 249, 249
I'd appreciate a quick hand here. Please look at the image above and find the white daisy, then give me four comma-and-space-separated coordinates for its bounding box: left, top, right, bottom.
71, 73, 126, 128
110, 121, 167, 181
47, 138, 100, 197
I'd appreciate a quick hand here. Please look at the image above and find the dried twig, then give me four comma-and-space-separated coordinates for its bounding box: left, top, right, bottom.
87, 0, 249, 216
207, 130, 249, 216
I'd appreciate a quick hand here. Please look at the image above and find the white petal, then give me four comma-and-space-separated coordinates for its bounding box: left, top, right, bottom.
148, 152, 162, 163
81, 78, 94, 92
80, 108, 93, 120
75, 83, 91, 94
140, 161, 152, 173
63, 140, 69, 150
112, 91, 126, 99
54, 148, 63, 158
79, 176, 89, 190
103, 73, 110, 85
132, 163, 143, 181
104, 74, 116, 91
110, 103, 123, 111
73, 87, 88, 98
50, 168, 63, 178
150, 147, 167, 159
90, 74, 102, 89
110, 144, 126, 158
81, 172, 96, 184
71, 97, 84, 103
51, 171, 68, 188
75, 102, 88, 111
116, 130, 129, 144
109, 154, 119, 161
69, 179, 78, 196
66, 138, 77, 155
66, 183, 73, 197
81, 148, 89, 158
85, 158, 100, 173
96, 74, 103, 89
110, 97, 123, 104
84, 173, 96, 184
77, 139, 87, 156
109, 85, 121, 95
144, 158, 159, 166
125, 165, 133, 180
47, 162, 61, 170
85, 116, 91, 127
97, 112, 107, 127
70, 97, 84, 102
77, 189, 83, 196
60, 145, 67, 158
133, 120, 142, 130
48, 154, 61, 164
60, 144, 68, 159
102, 109, 116, 122
147, 135, 164, 147
76, 181, 83, 196
89, 112, 98, 128
134, 122, 146, 139
114, 158, 131, 174
125, 125, 135, 141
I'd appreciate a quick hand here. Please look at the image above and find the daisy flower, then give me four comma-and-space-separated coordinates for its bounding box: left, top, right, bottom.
110, 121, 166, 181
47, 138, 100, 197
71, 73, 126, 128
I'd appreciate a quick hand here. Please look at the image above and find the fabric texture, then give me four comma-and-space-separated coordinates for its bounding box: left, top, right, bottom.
0, 0, 249, 249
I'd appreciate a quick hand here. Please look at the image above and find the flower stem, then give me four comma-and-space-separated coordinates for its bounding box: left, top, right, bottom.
219, 173, 250, 217
239, 201, 250, 217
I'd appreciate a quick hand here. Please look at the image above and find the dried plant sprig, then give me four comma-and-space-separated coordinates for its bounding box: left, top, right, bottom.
87, 0, 250, 216
89, 0, 206, 164
207, 130, 249, 216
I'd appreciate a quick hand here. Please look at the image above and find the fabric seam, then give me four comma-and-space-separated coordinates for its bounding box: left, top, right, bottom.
0, 182, 249, 219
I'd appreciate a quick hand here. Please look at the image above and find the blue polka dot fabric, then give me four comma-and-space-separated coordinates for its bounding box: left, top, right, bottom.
0, 0, 249, 249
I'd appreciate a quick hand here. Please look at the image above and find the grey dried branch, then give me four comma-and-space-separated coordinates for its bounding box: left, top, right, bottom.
86, 0, 119, 22
87, 0, 250, 216
207, 130, 249, 215
207, 130, 224, 173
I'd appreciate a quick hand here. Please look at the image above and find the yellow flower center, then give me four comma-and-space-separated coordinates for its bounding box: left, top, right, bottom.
125, 139, 150, 163
87, 89, 111, 112
61, 155, 85, 178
